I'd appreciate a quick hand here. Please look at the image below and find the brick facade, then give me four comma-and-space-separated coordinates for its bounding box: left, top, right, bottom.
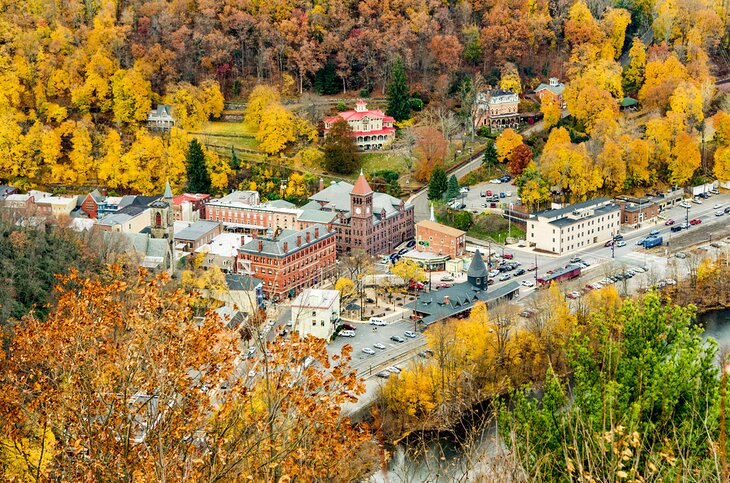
415, 220, 466, 259
236, 224, 336, 301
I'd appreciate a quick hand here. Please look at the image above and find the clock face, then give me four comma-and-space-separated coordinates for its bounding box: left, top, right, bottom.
355, 207, 362, 215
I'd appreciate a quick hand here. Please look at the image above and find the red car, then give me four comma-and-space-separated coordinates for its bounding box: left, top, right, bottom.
502, 253, 514, 259
437, 283, 452, 289
665, 219, 675, 225
486, 190, 492, 196
690, 218, 702, 225
526, 264, 537, 271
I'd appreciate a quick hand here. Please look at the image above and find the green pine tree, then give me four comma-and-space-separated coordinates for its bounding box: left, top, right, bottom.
323, 118, 360, 175
482, 141, 498, 175
229, 145, 240, 171
427, 166, 448, 200
186, 139, 211, 193
387, 57, 410, 122
446, 174, 460, 200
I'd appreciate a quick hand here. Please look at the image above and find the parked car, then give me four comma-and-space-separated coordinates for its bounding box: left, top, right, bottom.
362, 347, 376, 355
521, 279, 535, 287
376, 371, 391, 379
675, 252, 688, 259
480, 191, 486, 197
714, 203, 723, 209
459, 187, 469, 194
699, 192, 710, 199
717, 210, 726, 216
341, 323, 357, 331
369, 317, 386, 326
404, 330, 417, 338
437, 283, 452, 288
417, 352, 428, 358
500, 175, 512, 182
407, 240, 416, 248
710, 188, 720, 194
498, 273, 511, 281
692, 197, 703, 204
632, 266, 646, 273
649, 229, 660, 236
725, 206, 730, 214
679, 201, 692, 209
506, 191, 513, 197
665, 219, 675, 225
616, 240, 626, 247
391, 335, 405, 343
387, 366, 402, 374
488, 269, 500, 277
670, 225, 683, 232
247, 346, 256, 357
527, 264, 537, 271
502, 253, 514, 259
490, 179, 502, 184
566, 291, 581, 299
604, 239, 614, 247
690, 218, 702, 225
339, 330, 356, 338
613, 234, 624, 240
373, 343, 386, 350
440, 275, 454, 281
486, 190, 492, 196
514, 268, 526, 276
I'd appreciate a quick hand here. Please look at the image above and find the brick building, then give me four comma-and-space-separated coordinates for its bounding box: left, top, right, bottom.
236, 224, 336, 300
535, 77, 566, 108
205, 191, 301, 233
617, 197, 659, 226
306, 172, 414, 256
173, 193, 210, 222
415, 220, 466, 259
174, 220, 223, 252
475, 89, 520, 131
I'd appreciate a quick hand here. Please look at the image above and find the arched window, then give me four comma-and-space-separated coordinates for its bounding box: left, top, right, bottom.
155, 212, 162, 226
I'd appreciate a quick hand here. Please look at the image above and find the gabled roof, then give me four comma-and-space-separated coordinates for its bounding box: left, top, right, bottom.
467, 250, 488, 278
175, 220, 220, 241
352, 171, 373, 195
416, 220, 465, 238
535, 82, 565, 96
86, 189, 104, 203
225, 273, 263, 291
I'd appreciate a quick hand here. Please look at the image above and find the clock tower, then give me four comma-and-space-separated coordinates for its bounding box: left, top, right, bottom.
350, 170, 373, 253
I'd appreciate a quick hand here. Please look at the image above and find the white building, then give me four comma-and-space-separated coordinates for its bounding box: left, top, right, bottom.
31, 192, 76, 217
527, 198, 621, 254
291, 289, 341, 341
195, 232, 251, 273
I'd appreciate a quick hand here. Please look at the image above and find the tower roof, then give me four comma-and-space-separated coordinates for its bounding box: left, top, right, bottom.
467, 250, 488, 279
164, 180, 173, 199
352, 170, 373, 196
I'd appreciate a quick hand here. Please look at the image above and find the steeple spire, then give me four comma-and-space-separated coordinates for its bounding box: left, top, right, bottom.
430, 202, 435, 222
164, 180, 173, 200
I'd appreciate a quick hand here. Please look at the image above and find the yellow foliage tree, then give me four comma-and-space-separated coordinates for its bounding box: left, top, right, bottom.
564, 80, 618, 135
600, 8, 631, 60
713, 111, 730, 146
623, 37, 646, 94
625, 136, 651, 185
164, 82, 205, 130
335, 277, 356, 302
205, 149, 232, 193
597, 139, 626, 193
390, 259, 426, 285
714, 146, 730, 182
564, 0, 604, 47
499, 62, 522, 94
200, 79, 225, 119
111, 68, 153, 124
256, 104, 296, 155
0, 423, 56, 481
244, 85, 281, 130
495, 128, 523, 162
68, 123, 93, 185
97, 129, 124, 188
668, 132, 700, 185
639, 54, 690, 111
669, 81, 704, 128
285, 172, 309, 198
541, 97, 561, 130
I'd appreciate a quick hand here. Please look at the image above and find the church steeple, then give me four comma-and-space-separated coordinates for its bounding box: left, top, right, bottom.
164, 180, 173, 201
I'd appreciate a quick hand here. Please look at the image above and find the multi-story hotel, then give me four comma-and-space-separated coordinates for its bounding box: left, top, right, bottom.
323, 100, 395, 150
475, 89, 520, 131
236, 224, 336, 300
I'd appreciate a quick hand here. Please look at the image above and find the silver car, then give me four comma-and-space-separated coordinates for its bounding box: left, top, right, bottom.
362, 347, 375, 355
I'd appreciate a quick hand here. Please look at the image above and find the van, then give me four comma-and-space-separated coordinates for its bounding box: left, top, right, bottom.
671, 225, 683, 232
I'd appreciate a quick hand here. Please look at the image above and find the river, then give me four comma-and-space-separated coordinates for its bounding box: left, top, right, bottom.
371, 308, 730, 482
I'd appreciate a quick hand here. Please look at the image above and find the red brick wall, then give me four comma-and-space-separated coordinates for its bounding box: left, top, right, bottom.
415, 226, 465, 259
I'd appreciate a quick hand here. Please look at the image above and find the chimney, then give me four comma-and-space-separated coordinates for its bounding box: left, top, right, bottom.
319, 178, 324, 191
240, 236, 246, 246
306, 231, 311, 243
443, 295, 450, 305
314, 227, 319, 238
283, 241, 288, 252
297, 235, 302, 247
258, 240, 263, 252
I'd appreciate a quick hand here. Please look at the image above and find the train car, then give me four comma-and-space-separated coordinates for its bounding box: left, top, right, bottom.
537, 264, 582, 287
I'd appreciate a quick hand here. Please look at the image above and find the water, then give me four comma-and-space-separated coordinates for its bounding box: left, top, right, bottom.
373, 308, 730, 482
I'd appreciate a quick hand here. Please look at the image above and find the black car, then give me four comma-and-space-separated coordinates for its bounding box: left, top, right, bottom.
514, 268, 526, 276
613, 233, 624, 240
398, 248, 409, 256
725, 206, 730, 214
407, 240, 416, 248
671, 224, 683, 232
390, 335, 405, 343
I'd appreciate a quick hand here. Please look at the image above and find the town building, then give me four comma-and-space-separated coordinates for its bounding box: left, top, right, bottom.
0, 185, 19, 200
31, 192, 76, 217
147, 104, 175, 131
617, 196, 659, 226
204, 191, 301, 233
323, 100, 395, 150
291, 289, 341, 341
527, 198, 621, 254
196, 233, 250, 273
306, 172, 414, 256
80, 189, 104, 219
174, 220, 222, 252
535, 77, 566, 108
475, 89, 520, 131
236, 224, 336, 300
124, 182, 175, 274
173, 193, 210, 222
406, 252, 519, 325
2, 193, 35, 212
213, 273, 264, 315
95, 204, 152, 233
415, 219, 466, 259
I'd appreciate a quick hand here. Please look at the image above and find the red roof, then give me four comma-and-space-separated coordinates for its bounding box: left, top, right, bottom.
173, 193, 210, 205
352, 171, 373, 195
324, 108, 390, 123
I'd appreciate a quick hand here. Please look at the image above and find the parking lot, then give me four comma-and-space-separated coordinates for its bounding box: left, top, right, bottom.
452, 177, 520, 213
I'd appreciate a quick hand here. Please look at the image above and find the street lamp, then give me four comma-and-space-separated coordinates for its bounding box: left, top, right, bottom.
508, 202, 513, 238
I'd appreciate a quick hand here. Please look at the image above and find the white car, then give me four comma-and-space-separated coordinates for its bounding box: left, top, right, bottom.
404, 331, 417, 338
714, 203, 723, 209
616, 240, 626, 247
339, 330, 356, 338
692, 198, 703, 204
679, 201, 691, 209
369, 318, 387, 326
247, 370, 256, 378
488, 269, 500, 278
491, 179, 502, 184
373, 343, 386, 350
716, 210, 725, 216
521, 279, 535, 287
459, 187, 469, 194
362, 347, 376, 355
506, 191, 513, 197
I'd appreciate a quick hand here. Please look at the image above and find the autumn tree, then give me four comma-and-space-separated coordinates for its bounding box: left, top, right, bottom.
186, 139, 211, 193
429, 35, 463, 73
391, 258, 426, 286
508, 143, 533, 176
516, 161, 550, 209
244, 85, 280, 130
110, 68, 152, 124
622, 37, 646, 95
323, 118, 359, 175
600, 8, 631, 60
387, 57, 410, 122
639, 54, 690, 111
256, 104, 296, 155
413, 126, 447, 182
499, 62, 522, 94
495, 128, 523, 163
541, 97, 561, 130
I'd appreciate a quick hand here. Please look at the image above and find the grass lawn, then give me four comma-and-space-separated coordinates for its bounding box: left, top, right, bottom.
360, 152, 411, 176
468, 224, 525, 244
194, 121, 260, 151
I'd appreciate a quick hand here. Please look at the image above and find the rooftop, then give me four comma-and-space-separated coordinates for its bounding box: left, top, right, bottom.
532, 197, 613, 220
239, 224, 333, 257
416, 219, 465, 237
196, 232, 249, 258
175, 220, 221, 241
225, 273, 263, 292
292, 288, 340, 309
549, 203, 620, 227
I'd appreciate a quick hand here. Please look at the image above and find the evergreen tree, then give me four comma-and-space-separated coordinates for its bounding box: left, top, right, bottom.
387, 178, 401, 197
427, 166, 447, 200
229, 145, 240, 171
314, 61, 340, 95
482, 141, 498, 175
323, 118, 360, 175
186, 139, 211, 193
446, 174, 460, 200
387, 57, 410, 122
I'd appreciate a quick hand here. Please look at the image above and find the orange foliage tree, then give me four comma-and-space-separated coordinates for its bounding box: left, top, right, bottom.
413, 126, 447, 182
